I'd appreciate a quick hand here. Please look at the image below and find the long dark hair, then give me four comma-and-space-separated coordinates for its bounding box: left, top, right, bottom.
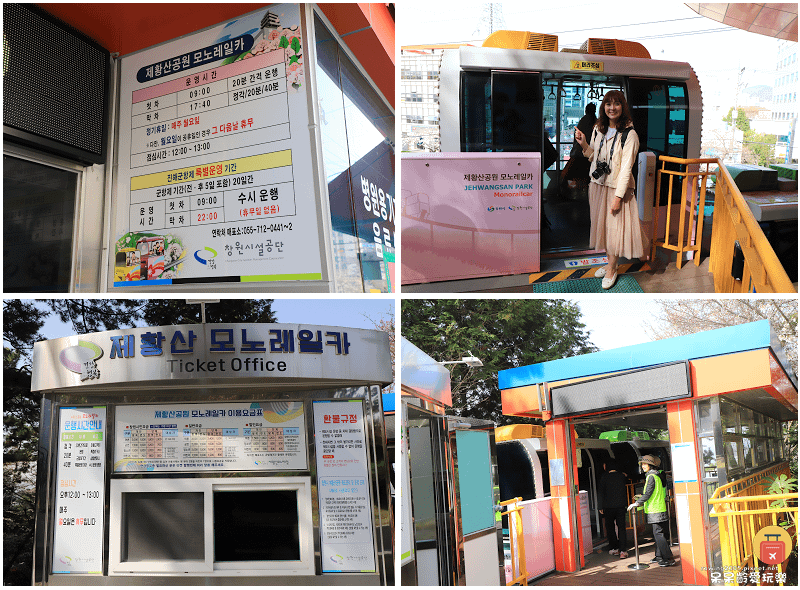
595, 90, 633, 134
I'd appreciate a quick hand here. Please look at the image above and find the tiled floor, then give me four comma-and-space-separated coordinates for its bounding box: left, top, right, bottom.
532, 539, 684, 586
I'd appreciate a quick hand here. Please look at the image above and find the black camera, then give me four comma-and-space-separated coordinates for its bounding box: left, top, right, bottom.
592, 161, 611, 179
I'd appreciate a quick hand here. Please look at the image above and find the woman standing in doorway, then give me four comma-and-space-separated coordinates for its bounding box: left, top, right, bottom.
574, 90, 645, 289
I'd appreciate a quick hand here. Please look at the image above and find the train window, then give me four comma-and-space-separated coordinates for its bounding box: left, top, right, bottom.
628, 79, 689, 205
461, 71, 491, 151
460, 71, 543, 153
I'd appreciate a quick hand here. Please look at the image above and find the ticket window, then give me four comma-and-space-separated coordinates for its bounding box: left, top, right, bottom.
109, 477, 315, 575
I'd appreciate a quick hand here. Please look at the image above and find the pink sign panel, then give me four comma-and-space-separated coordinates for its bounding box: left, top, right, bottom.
401, 153, 541, 284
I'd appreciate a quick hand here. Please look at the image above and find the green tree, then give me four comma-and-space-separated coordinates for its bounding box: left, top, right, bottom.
723, 107, 751, 133
401, 299, 597, 425
743, 130, 778, 166
141, 299, 275, 325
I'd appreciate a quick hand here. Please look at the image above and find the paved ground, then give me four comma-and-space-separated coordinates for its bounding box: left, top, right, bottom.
532, 539, 684, 586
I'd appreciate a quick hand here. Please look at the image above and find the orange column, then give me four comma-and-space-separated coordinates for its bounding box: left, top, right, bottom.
666, 399, 710, 585
546, 419, 582, 572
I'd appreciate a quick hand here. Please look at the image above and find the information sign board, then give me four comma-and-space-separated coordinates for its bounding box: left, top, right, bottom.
313, 400, 376, 573
52, 407, 106, 574
113, 401, 307, 472
113, 5, 324, 287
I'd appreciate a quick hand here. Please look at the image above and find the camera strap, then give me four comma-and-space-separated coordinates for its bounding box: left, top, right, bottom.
597, 128, 620, 163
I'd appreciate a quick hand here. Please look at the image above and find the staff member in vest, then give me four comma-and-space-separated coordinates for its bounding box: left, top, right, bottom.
627, 454, 676, 567
574, 90, 645, 289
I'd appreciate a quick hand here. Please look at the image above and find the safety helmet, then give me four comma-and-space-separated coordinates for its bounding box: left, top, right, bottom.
639, 454, 660, 467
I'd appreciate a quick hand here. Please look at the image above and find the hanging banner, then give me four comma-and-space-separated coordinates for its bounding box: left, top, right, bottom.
113, 5, 324, 288
113, 401, 307, 472
313, 400, 376, 573
52, 407, 106, 574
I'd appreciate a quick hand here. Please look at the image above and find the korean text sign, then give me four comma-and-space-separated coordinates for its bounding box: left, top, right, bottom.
113, 5, 323, 288
114, 401, 307, 472
313, 400, 376, 573
52, 407, 106, 574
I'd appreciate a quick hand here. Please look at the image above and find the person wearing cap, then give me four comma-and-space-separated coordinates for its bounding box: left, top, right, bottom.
627, 454, 675, 567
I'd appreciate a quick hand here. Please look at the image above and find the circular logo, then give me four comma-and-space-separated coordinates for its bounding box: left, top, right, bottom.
753, 525, 792, 564
59, 341, 103, 374
194, 246, 218, 265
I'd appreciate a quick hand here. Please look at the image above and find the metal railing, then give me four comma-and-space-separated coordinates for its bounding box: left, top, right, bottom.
651, 156, 716, 270
708, 462, 797, 585
499, 497, 528, 586
652, 157, 796, 293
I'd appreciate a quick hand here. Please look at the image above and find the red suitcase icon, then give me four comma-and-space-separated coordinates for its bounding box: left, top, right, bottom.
760, 534, 785, 564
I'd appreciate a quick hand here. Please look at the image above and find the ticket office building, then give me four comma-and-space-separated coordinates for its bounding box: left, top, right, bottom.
3, 3, 394, 293
31, 323, 393, 585
499, 320, 797, 585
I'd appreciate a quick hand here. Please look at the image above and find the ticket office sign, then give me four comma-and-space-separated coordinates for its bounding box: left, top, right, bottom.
113, 401, 307, 472
52, 407, 106, 574
113, 5, 324, 288
313, 400, 376, 573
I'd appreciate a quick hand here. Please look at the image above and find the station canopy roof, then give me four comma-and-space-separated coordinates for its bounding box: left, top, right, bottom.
500, 320, 797, 422
686, 3, 798, 41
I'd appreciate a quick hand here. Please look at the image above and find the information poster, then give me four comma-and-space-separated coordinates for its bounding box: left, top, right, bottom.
114, 401, 307, 472
52, 407, 106, 574
113, 5, 324, 287
313, 400, 376, 573
671, 442, 699, 483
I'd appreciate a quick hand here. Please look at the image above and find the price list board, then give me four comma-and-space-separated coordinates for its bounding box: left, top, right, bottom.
313, 400, 376, 573
114, 402, 307, 472
113, 5, 324, 287
52, 407, 106, 574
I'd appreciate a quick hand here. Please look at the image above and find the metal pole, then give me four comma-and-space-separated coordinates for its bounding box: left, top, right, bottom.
628, 508, 649, 570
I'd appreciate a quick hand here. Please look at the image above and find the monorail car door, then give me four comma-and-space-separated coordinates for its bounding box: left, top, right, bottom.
541, 75, 623, 254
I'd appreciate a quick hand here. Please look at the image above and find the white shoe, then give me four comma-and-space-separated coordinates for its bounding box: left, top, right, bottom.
594, 266, 607, 278
602, 271, 618, 289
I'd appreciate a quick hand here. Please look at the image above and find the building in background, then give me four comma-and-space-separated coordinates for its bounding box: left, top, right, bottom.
400, 45, 470, 152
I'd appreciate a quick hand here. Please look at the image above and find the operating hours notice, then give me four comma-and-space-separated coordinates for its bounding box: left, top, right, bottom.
114, 5, 324, 287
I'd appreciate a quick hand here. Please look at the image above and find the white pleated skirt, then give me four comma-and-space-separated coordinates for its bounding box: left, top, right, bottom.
588, 182, 646, 260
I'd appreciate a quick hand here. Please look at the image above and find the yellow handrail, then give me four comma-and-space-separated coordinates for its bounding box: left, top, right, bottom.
651, 156, 716, 269
708, 462, 797, 586
499, 497, 528, 586
652, 156, 796, 293
708, 161, 795, 293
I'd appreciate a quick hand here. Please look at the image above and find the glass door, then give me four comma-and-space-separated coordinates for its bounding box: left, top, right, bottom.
541, 75, 623, 255
3, 155, 79, 292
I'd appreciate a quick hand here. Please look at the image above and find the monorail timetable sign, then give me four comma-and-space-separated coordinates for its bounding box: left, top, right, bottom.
112, 5, 324, 288
31, 323, 393, 391
52, 407, 106, 574
114, 402, 307, 472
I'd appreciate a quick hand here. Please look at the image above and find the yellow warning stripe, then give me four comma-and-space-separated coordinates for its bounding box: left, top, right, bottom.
130, 150, 292, 191
529, 261, 651, 283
